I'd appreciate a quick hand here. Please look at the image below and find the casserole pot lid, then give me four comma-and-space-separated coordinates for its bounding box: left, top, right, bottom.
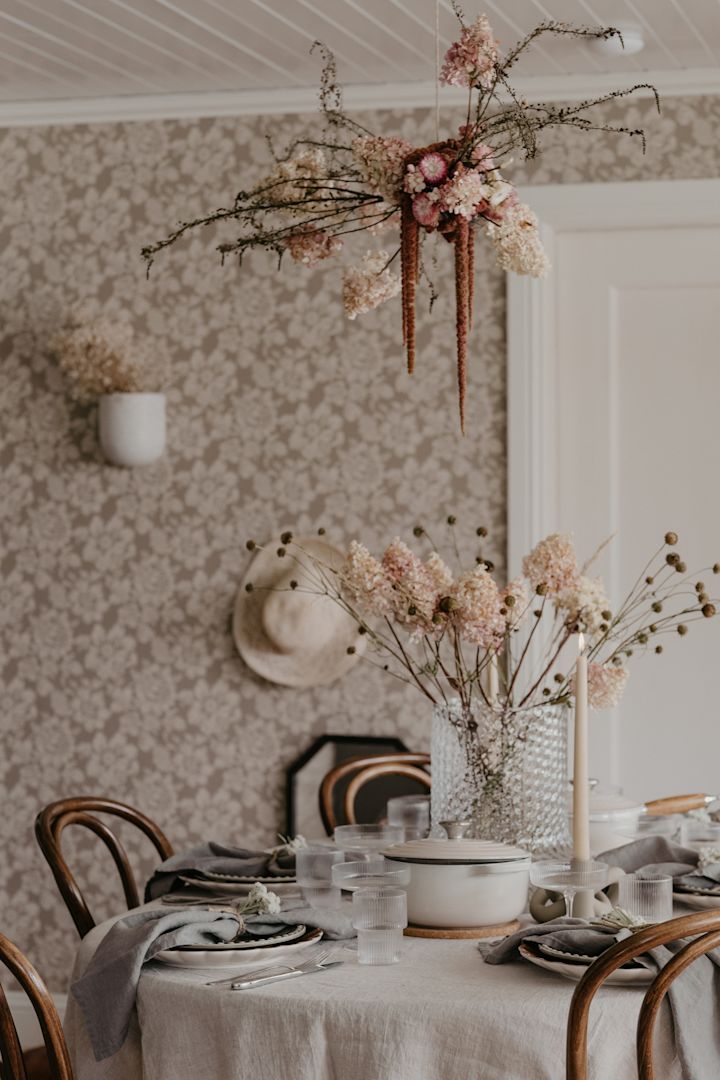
581, 793, 643, 821
381, 837, 531, 864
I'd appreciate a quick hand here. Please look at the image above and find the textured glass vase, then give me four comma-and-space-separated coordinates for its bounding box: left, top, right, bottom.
430, 699, 570, 854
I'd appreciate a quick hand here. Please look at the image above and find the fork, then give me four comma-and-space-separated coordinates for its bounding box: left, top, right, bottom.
205, 946, 332, 987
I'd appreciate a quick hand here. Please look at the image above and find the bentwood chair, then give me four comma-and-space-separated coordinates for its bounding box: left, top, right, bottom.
0, 933, 73, 1080
35, 797, 174, 939
566, 909, 720, 1079
319, 753, 431, 833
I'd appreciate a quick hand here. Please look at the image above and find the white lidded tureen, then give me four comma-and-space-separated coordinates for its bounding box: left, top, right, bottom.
383, 821, 530, 929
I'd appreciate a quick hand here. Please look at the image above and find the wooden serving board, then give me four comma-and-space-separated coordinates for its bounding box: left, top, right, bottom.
404, 919, 520, 940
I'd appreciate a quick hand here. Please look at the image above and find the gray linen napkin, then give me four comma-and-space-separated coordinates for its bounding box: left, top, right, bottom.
245, 896, 355, 941
598, 835, 720, 891
145, 841, 295, 900
71, 907, 239, 1061
483, 916, 720, 1080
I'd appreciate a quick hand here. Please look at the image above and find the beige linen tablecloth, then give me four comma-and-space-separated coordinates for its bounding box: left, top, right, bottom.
66, 908, 682, 1080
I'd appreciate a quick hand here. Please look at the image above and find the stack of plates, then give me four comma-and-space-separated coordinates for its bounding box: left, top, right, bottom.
674, 881, 720, 909
176, 871, 298, 896
518, 941, 653, 986
156, 924, 323, 969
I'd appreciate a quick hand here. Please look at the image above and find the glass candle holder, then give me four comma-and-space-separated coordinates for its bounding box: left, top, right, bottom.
386, 795, 431, 840
618, 872, 673, 923
295, 845, 347, 908
352, 886, 408, 965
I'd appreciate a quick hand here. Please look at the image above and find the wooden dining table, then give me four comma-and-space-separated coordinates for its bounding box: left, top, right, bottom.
65, 903, 683, 1080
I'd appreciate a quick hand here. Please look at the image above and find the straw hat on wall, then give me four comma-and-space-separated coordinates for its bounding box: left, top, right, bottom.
233, 537, 366, 688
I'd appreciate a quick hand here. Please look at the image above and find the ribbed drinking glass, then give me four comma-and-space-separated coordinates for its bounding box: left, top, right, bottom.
352, 886, 408, 965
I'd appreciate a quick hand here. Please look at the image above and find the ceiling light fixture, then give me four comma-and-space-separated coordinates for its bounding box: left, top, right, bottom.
591, 23, 645, 56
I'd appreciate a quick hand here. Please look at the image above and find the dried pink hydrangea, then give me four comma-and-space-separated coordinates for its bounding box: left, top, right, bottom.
451, 566, 505, 648
556, 576, 609, 637
51, 314, 165, 403
340, 541, 393, 617
381, 539, 444, 634
285, 229, 342, 267
440, 15, 500, 91
352, 135, 413, 203
403, 165, 426, 195
343, 251, 401, 320
522, 533, 579, 596
502, 577, 530, 629
573, 663, 630, 709
260, 148, 329, 214
486, 202, 550, 278
439, 165, 487, 220
425, 552, 454, 595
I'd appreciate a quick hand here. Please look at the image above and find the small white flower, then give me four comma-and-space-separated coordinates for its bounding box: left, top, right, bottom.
245, 881, 282, 915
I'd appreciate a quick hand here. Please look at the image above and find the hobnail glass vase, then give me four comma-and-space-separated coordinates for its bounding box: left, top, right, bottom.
430, 699, 570, 854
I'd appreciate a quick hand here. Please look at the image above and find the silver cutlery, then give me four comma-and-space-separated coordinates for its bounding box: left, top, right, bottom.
231, 951, 344, 990
205, 946, 338, 986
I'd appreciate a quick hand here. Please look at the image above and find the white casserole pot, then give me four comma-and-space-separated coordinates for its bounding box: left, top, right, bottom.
568, 792, 712, 856
383, 833, 530, 929
570, 793, 644, 856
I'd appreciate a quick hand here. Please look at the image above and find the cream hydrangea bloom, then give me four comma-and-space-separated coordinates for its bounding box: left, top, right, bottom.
450, 566, 505, 648
522, 533, 579, 595
573, 663, 629, 709
556, 575, 610, 637
343, 251, 401, 320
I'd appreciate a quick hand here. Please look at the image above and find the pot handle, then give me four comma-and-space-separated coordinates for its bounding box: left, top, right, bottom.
645, 793, 713, 815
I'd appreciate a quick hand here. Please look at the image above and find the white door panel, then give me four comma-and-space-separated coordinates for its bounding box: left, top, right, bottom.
509, 180, 720, 800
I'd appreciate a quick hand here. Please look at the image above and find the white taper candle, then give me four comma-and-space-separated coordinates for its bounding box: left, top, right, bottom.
573, 633, 590, 862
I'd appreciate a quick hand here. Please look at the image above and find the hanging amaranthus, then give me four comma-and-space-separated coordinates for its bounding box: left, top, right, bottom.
142, 7, 659, 431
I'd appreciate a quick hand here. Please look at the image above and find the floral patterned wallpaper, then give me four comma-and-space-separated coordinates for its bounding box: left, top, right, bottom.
1, 93, 719, 991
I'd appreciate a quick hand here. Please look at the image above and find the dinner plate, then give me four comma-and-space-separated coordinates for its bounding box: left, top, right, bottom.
155, 926, 323, 968
518, 942, 653, 986
674, 891, 720, 910
674, 883, 720, 897
536, 941, 644, 969
177, 875, 298, 896
178, 923, 308, 951
185, 870, 297, 884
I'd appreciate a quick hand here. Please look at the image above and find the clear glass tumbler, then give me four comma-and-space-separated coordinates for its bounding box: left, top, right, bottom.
295, 845, 347, 908
352, 886, 408, 965
334, 824, 405, 854
618, 872, 673, 922
332, 857, 411, 893
386, 795, 431, 840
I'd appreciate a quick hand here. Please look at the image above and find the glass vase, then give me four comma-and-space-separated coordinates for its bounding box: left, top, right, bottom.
430, 699, 570, 854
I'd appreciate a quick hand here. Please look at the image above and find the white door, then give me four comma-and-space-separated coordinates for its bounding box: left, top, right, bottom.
509, 179, 720, 801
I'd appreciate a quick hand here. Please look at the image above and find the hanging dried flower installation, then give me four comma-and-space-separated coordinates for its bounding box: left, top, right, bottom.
143, 5, 658, 431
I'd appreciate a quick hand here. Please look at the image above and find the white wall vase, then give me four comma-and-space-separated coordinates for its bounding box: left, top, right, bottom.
98, 392, 166, 467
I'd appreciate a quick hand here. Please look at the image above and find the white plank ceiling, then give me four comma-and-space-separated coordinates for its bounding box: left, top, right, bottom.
0, 0, 719, 110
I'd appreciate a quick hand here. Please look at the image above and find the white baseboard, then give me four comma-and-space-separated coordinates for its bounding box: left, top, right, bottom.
6, 990, 68, 1050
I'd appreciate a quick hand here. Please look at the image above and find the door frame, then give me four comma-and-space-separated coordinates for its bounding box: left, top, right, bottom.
507, 177, 720, 577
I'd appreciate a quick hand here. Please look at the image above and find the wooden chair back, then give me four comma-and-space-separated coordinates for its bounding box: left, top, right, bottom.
566, 909, 720, 1079
0, 933, 73, 1080
319, 753, 431, 833
35, 797, 173, 939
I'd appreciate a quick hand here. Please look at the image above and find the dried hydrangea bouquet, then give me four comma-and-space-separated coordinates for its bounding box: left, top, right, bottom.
246, 527, 717, 850
51, 312, 168, 466
143, 5, 657, 430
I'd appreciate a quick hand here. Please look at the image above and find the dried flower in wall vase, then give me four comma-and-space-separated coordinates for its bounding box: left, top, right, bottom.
143, 6, 658, 431
51, 313, 168, 467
